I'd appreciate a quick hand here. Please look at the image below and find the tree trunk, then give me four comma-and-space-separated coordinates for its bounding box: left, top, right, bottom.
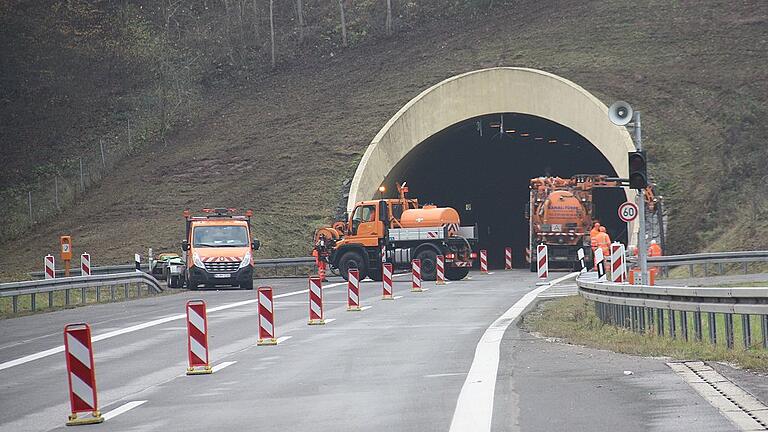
251, 0, 260, 39
296, 0, 304, 42
270, 0, 276, 67
386, 0, 393, 36
338, 0, 347, 47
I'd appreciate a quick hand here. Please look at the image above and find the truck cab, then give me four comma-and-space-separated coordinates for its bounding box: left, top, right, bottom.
182, 208, 260, 290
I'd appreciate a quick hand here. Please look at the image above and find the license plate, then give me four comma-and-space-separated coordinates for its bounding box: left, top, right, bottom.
169, 265, 181, 274
214, 273, 230, 279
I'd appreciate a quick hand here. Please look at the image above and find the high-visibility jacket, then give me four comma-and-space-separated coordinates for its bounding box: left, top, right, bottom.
595, 232, 611, 257
648, 243, 662, 257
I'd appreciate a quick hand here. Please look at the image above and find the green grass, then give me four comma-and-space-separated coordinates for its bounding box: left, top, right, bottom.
523, 296, 768, 371
0, 283, 179, 319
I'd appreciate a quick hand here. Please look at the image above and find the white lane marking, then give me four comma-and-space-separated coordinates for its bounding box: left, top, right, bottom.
0, 284, 346, 372
102, 400, 147, 421
393, 296, 404, 300
212, 361, 237, 373
324, 318, 337, 324
449, 272, 578, 432
425, 372, 467, 378
275, 336, 292, 344
487, 272, 495, 275
360, 306, 372, 311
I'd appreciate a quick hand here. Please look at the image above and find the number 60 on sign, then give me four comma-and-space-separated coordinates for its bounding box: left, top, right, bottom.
618, 202, 638, 223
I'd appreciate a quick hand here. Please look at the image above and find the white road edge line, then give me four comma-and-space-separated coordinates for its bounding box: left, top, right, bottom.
393, 296, 404, 300
324, 318, 337, 324
360, 306, 373, 311
212, 361, 237, 373
449, 272, 578, 432
275, 336, 292, 344
0, 283, 346, 372
102, 400, 147, 421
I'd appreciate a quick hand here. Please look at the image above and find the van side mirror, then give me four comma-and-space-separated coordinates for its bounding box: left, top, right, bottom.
182, 240, 190, 251
252, 239, 261, 250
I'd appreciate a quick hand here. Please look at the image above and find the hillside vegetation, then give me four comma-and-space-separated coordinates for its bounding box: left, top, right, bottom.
1, 0, 766, 277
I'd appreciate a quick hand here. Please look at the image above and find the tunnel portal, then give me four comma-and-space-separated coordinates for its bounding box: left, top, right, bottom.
380, 113, 627, 269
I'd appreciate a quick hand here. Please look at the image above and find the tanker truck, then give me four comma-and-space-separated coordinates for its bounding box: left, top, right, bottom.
315, 183, 477, 281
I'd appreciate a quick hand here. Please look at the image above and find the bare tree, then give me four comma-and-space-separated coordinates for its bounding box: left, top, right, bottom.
386, 0, 393, 36
296, 0, 304, 42
338, 0, 347, 47
269, 0, 276, 67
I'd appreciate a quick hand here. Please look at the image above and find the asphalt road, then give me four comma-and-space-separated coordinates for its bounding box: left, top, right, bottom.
0, 271, 738, 431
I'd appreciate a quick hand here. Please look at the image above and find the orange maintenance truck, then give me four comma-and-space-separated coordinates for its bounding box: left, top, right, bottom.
181, 208, 261, 290
315, 183, 477, 281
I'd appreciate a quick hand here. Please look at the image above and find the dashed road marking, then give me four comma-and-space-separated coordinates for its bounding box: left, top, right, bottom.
212, 361, 237, 373
102, 400, 147, 421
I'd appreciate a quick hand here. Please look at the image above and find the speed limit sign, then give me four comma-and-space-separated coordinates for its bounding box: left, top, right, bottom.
618, 202, 639, 222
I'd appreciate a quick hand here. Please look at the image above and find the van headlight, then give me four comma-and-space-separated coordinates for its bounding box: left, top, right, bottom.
239, 252, 252, 269
193, 253, 206, 269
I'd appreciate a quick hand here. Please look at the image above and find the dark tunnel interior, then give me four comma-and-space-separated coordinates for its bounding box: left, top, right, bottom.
380, 113, 628, 269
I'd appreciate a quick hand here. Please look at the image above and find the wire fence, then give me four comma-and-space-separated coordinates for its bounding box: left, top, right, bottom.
1, 117, 147, 241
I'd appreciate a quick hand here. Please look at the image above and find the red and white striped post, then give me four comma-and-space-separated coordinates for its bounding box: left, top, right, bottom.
505, 247, 513, 270
80, 253, 91, 276
347, 269, 362, 311
480, 249, 488, 273
64, 323, 104, 425
411, 259, 423, 292
308, 276, 325, 325
382, 263, 394, 300
45, 254, 55, 279
258, 287, 277, 345
536, 244, 548, 280
185, 300, 212, 375
577, 248, 587, 273
611, 243, 627, 283
436, 255, 445, 285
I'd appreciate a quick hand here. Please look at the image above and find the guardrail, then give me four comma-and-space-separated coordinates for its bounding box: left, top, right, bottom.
1, 272, 164, 315
29, 257, 316, 279
631, 250, 768, 277
576, 272, 768, 350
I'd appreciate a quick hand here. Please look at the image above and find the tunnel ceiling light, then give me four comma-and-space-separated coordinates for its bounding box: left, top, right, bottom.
490, 123, 501, 128
520, 133, 530, 137
505, 129, 516, 133
534, 137, 543, 141
548, 139, 557, 143
562, 143, 571, 146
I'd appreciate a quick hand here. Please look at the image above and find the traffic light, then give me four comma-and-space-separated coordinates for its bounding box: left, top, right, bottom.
628, 151, 648, 189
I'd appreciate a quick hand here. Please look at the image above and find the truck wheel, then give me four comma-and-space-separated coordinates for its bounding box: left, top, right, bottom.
186, 272, 199, 291
369, 266, 383, 282
339, 251, 367, 281
167, 275, 178, 289
240, 279, 254, 290
416, 249, 438, 281
445, 267, 470, 281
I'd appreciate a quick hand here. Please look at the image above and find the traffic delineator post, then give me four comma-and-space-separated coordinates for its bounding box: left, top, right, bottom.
536, 244, 548, 280
595, 248, 606, 281
411, 259, 423, 292
610, 242, 627, 283
64, 323, 104, 425
80, 253, 91, 276
382, 263, 394, 300
480, 249, 488, 273
258, 287, 278, 345
308, 276, 325, 325
436, 255, 446, 285
505, 247, 513, 270
185, 300, 213, 375
577, 248, 587, 273
347, 269, 362, 311
45, 255, 55, 279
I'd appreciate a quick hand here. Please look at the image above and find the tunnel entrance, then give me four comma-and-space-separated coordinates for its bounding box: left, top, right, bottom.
380, 113, 628, 269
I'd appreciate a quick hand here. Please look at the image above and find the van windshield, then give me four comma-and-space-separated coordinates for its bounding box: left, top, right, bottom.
193, 226, 249, 247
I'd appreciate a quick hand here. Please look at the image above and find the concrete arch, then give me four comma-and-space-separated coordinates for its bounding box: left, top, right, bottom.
348, 67, 638, 242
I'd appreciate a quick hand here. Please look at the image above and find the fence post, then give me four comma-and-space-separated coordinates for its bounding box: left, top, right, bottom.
708, 312, 717, 345
742, 314, 752, 349
725, 313, 734, 349
694, 311, 702, 341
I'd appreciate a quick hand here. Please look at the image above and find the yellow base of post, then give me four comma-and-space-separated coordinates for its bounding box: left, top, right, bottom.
308, 319, 326, 325
66, 411, 104, 426
258, 338, 278, 346
411, 288, 423, 292
347, 306, 362, 311
382, 295, 394, 300
436, 280, 445, 285
186, 366, 213, 375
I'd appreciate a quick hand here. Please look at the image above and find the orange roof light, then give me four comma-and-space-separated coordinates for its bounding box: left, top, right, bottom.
245, 209, 254, 217
520, 133, 530, 137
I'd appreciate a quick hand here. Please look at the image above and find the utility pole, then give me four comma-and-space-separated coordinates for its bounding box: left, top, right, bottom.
633, 111, 649, 285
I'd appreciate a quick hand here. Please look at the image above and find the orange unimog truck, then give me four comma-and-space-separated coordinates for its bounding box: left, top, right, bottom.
181, 208, 261, 290
527, 175, 619, 271
315, 183, 477, 281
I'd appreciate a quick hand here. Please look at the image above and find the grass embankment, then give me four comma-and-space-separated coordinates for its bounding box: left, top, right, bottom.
523, 296, 768, 371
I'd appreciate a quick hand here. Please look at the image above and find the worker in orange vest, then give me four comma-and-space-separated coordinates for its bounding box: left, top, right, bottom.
648, 239, 662, 257
313, 234, 329, 282
595, 226, 612, 258
590, 222, 601, 253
